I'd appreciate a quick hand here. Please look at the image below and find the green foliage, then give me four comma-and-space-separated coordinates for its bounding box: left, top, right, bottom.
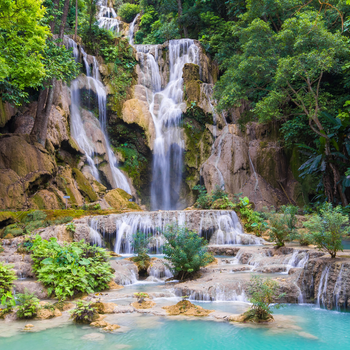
134, 292, 148, 303
268, 207, 298, 248
130, 232, 151, 271
162, 224, 214, 280
0, 262, 16, 297
0, 291, 16, 315
303, 203, 349, 258
243, 276, 285, 322
193, 185, 213, 209
69, 300, 98, 324
66, 222, 76, 233
30, 236, 113, 300
16, 290, 40, 319
118, 3, 140, 23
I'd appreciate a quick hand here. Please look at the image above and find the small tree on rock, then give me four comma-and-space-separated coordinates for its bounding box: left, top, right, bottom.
162, 224, 214, 280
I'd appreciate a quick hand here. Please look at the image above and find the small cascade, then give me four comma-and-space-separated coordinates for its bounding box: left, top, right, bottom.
148, 265, 173, 279
87, 210, 263, 254
135, 40, 200, 210
65, 36, 131, 193
284, 250, 299, 274
97, 0, 120, 32
333, 265, 344, 310
213, 126, 228, 190
128, 14, 140, 45
89, 218, 102, 246
317, 265, 331, 308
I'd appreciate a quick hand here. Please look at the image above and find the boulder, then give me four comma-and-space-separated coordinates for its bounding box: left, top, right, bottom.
13, 280, 48, 299
104, 188, 141, 210
121, 97, 155, 149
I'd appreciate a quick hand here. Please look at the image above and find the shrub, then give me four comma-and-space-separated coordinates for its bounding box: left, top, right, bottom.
130, 232, 151, 272
66, 222, 76, 233
268, 206, 298, 247
70, 300, 98, 324
303, 203, 349, 258
30, 236, 114, 300
0, 262, 16, 296
0, 291, 16, 315
193, 185, 212, 209
243, 276, 285, 322
118, 3, 140, 23
16, 290, 40, 319
162, 224, 214, 280
134, 292, 148, 303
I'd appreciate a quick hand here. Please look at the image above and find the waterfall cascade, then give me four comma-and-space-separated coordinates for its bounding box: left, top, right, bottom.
97, 0, 121, 32
135, 40, 200, 210
65, 37, 131, 193
85, 210, 263, 254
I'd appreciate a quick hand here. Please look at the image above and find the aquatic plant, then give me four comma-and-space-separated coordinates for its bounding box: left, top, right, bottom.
134, 292, 149, 303
162, 224, 214, 280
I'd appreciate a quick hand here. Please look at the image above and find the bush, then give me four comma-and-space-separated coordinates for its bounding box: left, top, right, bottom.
130, 232, 151, 272
70, 300, 98, 324
0, 291, 16, 315
30, 236, 114, 300
16, 290, 40, 319
193, 185, 212, 209
134, 292, 148, 303
162, 224, 214, 280
66, 222, 76, 233
118, 3, 140, 23
268, 205, 298, 247
303, 203, 349, 258
243, 276, 285, 322
0, 262, 16, 296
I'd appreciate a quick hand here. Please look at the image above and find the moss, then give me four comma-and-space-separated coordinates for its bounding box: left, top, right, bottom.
0, 212, 16, 227
104, 188, 141, 210
31, 193, 46, 209
4, 224, 24, 237
72, 168, 98, 202
259, 141, 268, 149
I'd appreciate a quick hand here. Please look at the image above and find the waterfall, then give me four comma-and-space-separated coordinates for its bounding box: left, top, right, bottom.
317, 265, 331, 308
97, 0, 120, 32
135, 40, 200, 210
128, 14, 140, 45
65, 37, 131, 193
333, 265, 344, 310
87, 210, 262, 254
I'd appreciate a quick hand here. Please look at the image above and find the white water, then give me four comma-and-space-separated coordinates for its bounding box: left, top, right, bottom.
333, 265, 344, 310
97, 0, 120, 32
128, 14, 140, 45
65, 36, 131, 193
87, 210, 260, 254
317, 265, 331, 308
135, 40, 200, 210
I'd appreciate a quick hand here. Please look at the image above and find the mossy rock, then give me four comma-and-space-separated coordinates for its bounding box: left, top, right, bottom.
0, 212, 16, 227
104, 189, 141, 210
72, 168, 98, 202
4, 224, 24, 237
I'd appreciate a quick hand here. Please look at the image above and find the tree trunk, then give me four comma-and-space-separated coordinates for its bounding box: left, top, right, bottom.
30, 80, 57, 146
49, 0, 61, 33
75, 0, 78, 41
58, 0, 70, 41
176, 0, 188, 37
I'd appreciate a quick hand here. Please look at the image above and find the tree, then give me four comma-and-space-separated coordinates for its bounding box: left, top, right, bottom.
0, 0, 50, 105
243, 276, 285, 322
303, 203, 349, 258
162, 224, 214, 280
215, 11, 349, 205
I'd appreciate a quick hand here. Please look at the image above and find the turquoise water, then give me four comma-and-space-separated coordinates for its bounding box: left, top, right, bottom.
1, 304, 349, 349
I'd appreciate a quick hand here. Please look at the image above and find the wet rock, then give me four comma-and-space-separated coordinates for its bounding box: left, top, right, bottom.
91, 302, 117, 314
110, 259, 139, 285
13, 280, 48, 299
131, 300, 156, 309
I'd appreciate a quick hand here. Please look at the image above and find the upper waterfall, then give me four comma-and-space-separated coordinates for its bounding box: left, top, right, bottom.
135, 40, 200, 210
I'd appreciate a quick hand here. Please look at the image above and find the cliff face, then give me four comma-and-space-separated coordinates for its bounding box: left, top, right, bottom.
298, 258, 350, 309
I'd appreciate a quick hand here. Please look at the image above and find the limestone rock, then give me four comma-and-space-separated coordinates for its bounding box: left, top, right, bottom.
13, 280, 48, 299
183, 63, 201, 102
121, 97, 155, 149
131, 300, 156, 309
36, 306, 62, 319
104, 188, 141, 210
91, 302, 117, 314
163, 300, 213, 316
0, 98, 16, 127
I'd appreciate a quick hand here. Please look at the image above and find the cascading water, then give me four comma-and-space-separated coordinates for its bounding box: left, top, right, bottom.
128, 14, 140, 45
87, 210, 262, 254
97, 0, 120, 32
65, 37, 131, 193
135, 40, 200, 210
317, 265, 331, 308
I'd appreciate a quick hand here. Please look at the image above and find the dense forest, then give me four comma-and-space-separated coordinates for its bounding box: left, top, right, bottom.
1, 0, 350, 209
